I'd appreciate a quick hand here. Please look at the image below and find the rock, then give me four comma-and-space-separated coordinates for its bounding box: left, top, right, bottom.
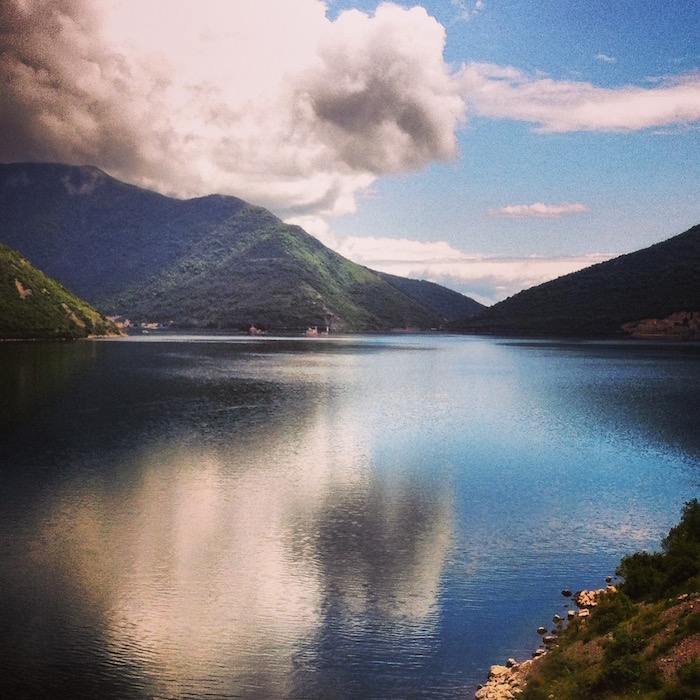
567, 610, 576, 619
537, 626, 547, 635
476, 657, 536, 699
543, 635, 558, 646
488, 665, 510, 680
606, 576, 612, 584
552, 614, 563, 624
561, 589, 572, 597
574, 588, 610, 608
578, 609, 590, 618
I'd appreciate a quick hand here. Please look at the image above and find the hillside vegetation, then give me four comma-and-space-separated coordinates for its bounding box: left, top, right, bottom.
376, 270, 485, 321
107, 204, 451, 331
0, 242, 121, 340
518, 500, 700, 700
454, 224, 700, 337
0, 163, 482, 332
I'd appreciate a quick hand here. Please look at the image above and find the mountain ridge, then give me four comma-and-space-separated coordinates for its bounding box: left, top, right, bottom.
452, 223, 700, 337
0, 162, 483, 332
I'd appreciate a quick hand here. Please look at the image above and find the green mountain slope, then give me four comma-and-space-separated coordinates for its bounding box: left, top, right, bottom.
0, 242, 121, 340
376, 271, 484, 321
0, 163, 481, 332
453, 224, 700, 337
109, 204, 443, 331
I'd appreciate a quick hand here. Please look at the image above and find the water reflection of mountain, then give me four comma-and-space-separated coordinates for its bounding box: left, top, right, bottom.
0, 342, 96, 431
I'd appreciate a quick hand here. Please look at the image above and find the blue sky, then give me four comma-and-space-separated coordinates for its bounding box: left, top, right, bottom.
324, 1, 700, 300
2, 0, 699, 303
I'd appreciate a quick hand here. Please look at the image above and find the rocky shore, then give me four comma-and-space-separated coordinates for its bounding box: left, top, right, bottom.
474, 658, 534, 700
474, 580, 617, 700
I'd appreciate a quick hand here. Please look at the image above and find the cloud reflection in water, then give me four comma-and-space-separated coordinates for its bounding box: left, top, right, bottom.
26, 384, 452, 698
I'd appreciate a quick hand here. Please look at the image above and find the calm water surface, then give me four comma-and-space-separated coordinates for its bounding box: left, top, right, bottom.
1, 334, 699, 699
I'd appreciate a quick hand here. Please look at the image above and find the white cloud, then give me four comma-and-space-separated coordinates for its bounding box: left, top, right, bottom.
488, 202, 590, 218
461, 62, 700, 132
596, 53, 617, 64
3, 0, 697, 244
0, 0, 465, 219
326, 234, 612, 304
452, 0, 484, 22
284, 215, 334, 243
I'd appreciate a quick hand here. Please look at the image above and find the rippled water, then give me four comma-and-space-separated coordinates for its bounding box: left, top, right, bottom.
0, 335, 698, 699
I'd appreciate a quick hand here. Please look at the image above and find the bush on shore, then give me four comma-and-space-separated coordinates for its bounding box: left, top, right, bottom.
517, 499, 700, 700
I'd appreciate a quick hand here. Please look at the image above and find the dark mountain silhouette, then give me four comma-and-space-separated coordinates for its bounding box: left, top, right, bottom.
452, 224, 700, 337
376, 271, 484, 322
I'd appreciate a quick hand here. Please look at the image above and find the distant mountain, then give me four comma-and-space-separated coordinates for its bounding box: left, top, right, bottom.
452, 223, 700, 337
0, 163, 481, 332
0, 242, 121, 340
376, 271, 484, 321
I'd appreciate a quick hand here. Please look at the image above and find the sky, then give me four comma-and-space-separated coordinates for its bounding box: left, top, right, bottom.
1, 1, 699, 304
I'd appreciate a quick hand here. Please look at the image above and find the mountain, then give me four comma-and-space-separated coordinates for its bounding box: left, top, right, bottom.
0, 242, 121, 340
452, 223, 700, 337
0, 163, 482, 332
376, 271, 484, 321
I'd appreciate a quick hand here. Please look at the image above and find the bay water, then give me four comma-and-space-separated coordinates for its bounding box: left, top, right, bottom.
1, 334, 698, 699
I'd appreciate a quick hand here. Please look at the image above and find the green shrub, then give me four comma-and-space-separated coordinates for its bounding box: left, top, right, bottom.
602, 629, 646, 661
519, 678, 549, 700
585, 592, 635, 636
593, 627, 649, 693
618, 551, 665, 601
678, 610, 700, 636
665, 551, 700, 590
663, 499, 700, 553
595, 654, 645, 691
678, 657, 700, 686
619, 500, 700, 601
539, 649, 579, 682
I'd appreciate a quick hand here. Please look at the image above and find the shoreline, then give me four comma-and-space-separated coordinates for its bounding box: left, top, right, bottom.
474, 582, 617, 699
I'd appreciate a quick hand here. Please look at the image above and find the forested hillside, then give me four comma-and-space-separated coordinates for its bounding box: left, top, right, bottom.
453, 224, 700, 337
0, 163, 481, 332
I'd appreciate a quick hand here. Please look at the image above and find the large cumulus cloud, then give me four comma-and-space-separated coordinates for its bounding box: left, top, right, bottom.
0, 0, 465, 222
0, 0, 149, 171
300, 6, 463, 175
4, 0, 698, 224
